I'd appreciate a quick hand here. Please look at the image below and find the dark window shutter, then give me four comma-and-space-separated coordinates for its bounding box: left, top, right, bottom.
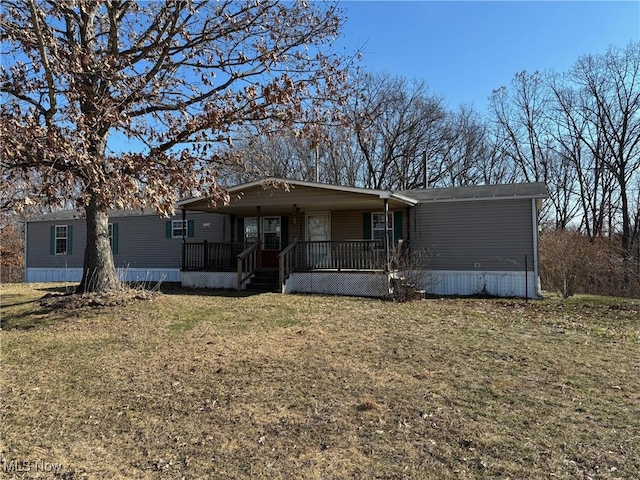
281, 216, 289, 248
237, 217, 245, 243
50, 226, 55, 255
363, 212, 372, 239
166, 220, 172, 238
187, 220, 194, 238
393, 211, 403, 242
67, 225, 73, 255
112, 223, 119, 255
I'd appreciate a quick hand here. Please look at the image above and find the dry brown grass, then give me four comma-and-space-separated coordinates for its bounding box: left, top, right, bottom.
1, 283, 639, 479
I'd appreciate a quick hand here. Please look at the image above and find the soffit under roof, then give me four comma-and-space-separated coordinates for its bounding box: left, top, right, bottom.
180, 179, 415, 215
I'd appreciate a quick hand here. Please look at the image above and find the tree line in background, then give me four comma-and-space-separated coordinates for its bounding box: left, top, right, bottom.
0, 0, 636, 297
225, 43, 640, 297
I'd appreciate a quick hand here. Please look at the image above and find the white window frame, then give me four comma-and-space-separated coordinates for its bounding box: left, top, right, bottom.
171, 220, 187, 238
244, 217, 259, 244
55, 225, 68, 255
372, 212, 394, 246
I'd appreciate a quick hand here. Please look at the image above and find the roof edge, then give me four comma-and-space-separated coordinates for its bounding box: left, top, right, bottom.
178, 177, 419, 208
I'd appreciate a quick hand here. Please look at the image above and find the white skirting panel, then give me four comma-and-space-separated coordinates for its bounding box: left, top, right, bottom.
26, 268, 83, 283
416, 270, 539, 298
284, 272, 390, 297
26, 268, 181, 283
181, 271, 242, 290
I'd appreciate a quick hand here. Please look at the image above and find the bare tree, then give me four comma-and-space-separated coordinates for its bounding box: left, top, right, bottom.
490, 70, 583, 227
547, 73, 616, 236
431, 104, 489, 187
1, 0, 353, 292
490, 71, 553, 183
346, 72, 447, 190
569, 44, 640, 280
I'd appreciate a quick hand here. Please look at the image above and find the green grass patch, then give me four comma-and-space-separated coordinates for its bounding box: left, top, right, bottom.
1, 284, 639, 479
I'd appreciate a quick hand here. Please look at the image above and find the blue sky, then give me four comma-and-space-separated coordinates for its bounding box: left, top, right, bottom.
336, 1, 640, 112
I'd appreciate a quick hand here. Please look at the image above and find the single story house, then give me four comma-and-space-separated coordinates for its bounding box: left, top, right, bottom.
24, 178, 547, 298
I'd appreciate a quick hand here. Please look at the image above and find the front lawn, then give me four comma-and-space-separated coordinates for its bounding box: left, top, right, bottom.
1, 283, 638, 479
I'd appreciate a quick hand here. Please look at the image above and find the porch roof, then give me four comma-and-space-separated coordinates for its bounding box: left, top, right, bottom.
178, 178, 417, 215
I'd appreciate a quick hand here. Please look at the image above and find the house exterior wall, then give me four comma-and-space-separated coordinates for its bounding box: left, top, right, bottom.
25, 212, 227, 282
330, 210, 362, 239
409, 199, 534, 272
330, 210, 406, 242
237, 209, 407, 243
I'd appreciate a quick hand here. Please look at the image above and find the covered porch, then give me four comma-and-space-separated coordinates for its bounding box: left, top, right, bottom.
177, 178, 416, 295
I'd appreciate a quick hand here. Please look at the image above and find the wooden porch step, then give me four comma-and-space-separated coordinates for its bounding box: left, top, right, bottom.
246, 269, 280, 293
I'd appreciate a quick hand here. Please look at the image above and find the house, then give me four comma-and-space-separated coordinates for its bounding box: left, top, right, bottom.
24, 209, 227, 284
24, 178, 547, 298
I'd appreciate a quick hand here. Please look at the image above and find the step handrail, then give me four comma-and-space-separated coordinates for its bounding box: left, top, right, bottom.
278, 241, 298, 292
237, 240, 261, 290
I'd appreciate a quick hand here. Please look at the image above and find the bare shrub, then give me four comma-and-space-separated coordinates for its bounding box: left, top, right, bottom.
389, 242, 437, 302
540, 230, 638, 298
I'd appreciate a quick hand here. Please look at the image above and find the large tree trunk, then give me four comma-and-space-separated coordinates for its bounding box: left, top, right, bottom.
76, 194, 119, 293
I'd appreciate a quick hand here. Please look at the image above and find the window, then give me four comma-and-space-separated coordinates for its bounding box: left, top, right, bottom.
108, 223, 113, 247
166, 219, 193, 238
372, 212, 393, 245
55, 225, 68, 254
171, 220, 186, 238
244, 217, 259, 243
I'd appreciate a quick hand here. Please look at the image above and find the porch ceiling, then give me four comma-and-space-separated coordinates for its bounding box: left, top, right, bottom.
179, 179, 415, 215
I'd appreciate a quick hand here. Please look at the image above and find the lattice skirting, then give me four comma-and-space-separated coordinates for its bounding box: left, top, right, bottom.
284, 271, 390, 297
181, 271, 242, 289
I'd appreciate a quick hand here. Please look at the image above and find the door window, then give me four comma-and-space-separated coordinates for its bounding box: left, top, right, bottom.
262, 217, 281, 250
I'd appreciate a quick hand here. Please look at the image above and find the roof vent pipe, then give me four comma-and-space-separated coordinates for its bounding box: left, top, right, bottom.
423, 150, 429, 189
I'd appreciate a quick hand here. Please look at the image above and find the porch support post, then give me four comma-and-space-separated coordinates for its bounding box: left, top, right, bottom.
292, 204, 298, 241
181, 208, 186, 271
384, 198, 390, 272
256, 206, 262, 269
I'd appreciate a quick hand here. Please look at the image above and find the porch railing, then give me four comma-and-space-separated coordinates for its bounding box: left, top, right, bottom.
183, 241, 248, 270
278, 239, 385, 282
237, 241, 261, 290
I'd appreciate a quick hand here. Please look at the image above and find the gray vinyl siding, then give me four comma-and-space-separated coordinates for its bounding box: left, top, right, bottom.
410, 199, 533, 272
27, 221, 86, 268
331, 210, 408, 242
251, 209, 407, 242
331, 211, 362, 240
235, 209, 406, 243
26, 212, 227, 269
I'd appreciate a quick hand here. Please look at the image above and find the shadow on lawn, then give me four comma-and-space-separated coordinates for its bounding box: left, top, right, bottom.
38, 283, 265, 298
35, 285, 75, 294
1, 301, 59, 331
3, 289, 104, 332
159, 284, 266, 298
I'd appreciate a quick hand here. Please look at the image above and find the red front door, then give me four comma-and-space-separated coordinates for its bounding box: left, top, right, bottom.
242, 216, 281, 268
261, 217, 281, 268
